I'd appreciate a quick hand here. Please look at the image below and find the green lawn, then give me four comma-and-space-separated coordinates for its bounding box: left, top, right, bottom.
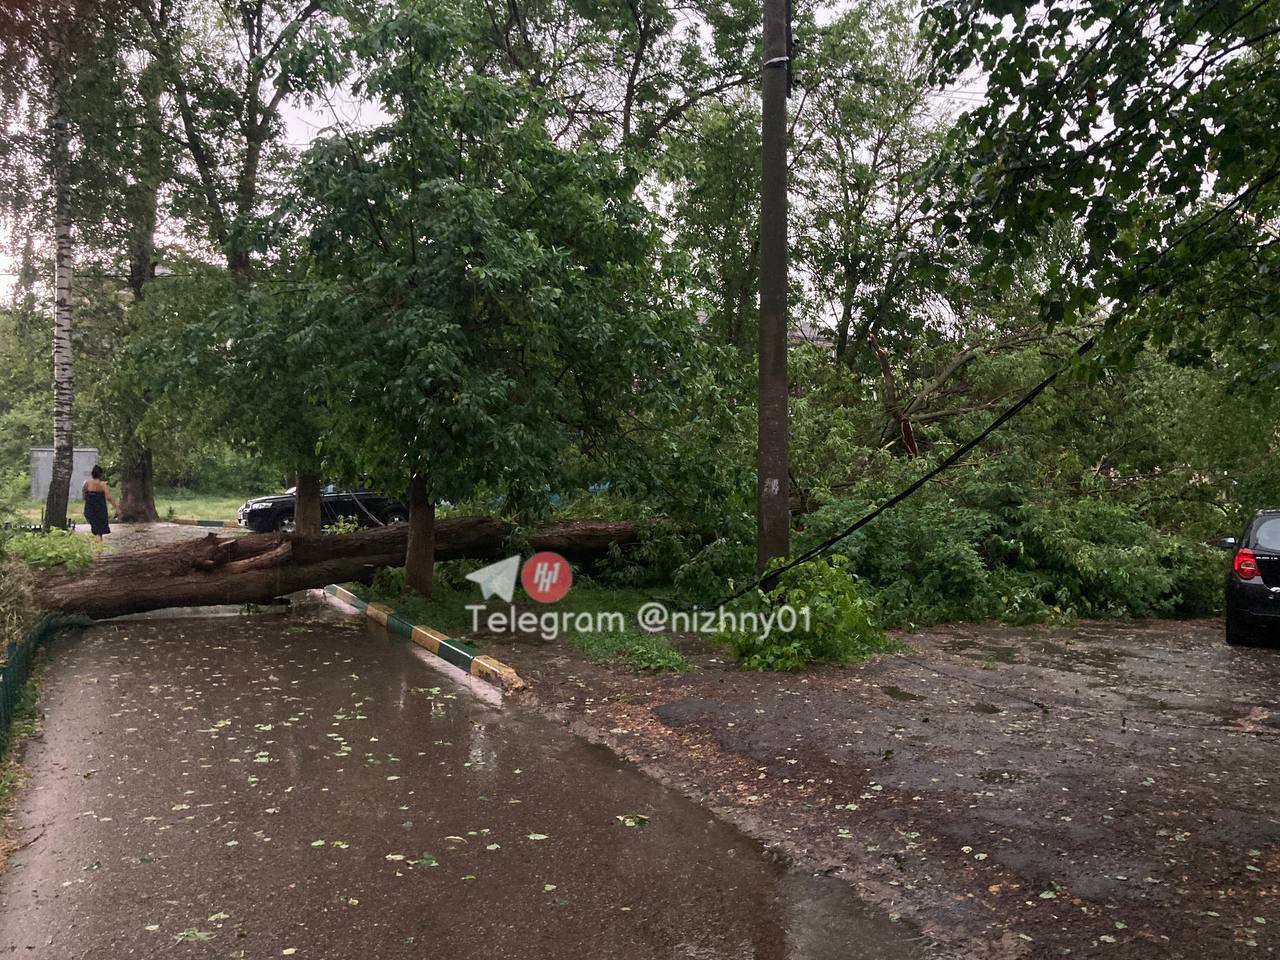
154, 490, 252, 522
19, 488, 254, 523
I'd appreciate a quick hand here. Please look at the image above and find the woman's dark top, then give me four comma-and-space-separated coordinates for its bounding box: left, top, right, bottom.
83, 489, 110, 536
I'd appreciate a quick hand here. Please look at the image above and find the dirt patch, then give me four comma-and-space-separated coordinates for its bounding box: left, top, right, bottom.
492, 619, 1280, 959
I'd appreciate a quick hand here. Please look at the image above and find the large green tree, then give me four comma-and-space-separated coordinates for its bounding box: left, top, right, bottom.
129, 0, 348, 531
290, 7, 687, 593
459, 0, 760, 156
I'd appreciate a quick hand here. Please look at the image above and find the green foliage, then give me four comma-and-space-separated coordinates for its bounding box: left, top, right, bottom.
798, 475, 1223, 629
0, 560, 34, 653
0, 472, 29, 530
925, 0, 1280, 361
726, 557, 891, 671
570, 630, 690, 673
1, 0, 1259, 645
287, 16, 691, 518
672, 536, 755, 602
324, 516, 361, 535
0, 299, 47, 477
369, 566, 407, 600
2, 529, 98, 569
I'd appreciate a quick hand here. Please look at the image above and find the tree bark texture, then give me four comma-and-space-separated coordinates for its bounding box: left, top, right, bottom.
116, 442, 160, 522
294, 471, 323, 535
404, 473, 435, 596
44, 36, 75, 530
34, 518, 641, 620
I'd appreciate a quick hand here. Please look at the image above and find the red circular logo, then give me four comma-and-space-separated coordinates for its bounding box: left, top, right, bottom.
521, 551, 572, 603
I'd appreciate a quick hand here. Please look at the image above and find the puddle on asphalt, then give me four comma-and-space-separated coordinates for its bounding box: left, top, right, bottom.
1, 611, 927, 960
781, 873, 923, 960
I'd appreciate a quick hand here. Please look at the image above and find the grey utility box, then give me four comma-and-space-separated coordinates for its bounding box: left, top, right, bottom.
29, 447, 99, 501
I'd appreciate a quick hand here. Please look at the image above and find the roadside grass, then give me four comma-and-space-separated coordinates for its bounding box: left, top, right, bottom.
352, 572, 690, 670
354, 583, 478, 635
569, 630, 690, 672
0, 668, 42, 873
352, 578, 657, 634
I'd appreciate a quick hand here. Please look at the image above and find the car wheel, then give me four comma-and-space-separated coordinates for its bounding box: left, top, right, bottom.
384, 510, 409, 525
274, 513, 296, 534
1226, 613, 1254, 646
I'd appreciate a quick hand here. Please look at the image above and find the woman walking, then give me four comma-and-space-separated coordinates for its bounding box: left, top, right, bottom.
82, 465, 117, 541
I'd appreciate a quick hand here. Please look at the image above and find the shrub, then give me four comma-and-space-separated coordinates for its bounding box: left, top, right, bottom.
725, 556, 892, 671
0, 560, 34, 649
368, 565, 405, 600
672, 536, 755, 603
795, 468, 1224, 627
2, 529, 97, 570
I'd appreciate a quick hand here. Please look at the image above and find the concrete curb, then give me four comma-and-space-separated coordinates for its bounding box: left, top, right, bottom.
323, 584, 527, 694
168, 518, 239, 528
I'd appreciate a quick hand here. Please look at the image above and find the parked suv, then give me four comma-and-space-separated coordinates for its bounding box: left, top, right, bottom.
1222, 509, 1280, 645
237, 484, 408, 533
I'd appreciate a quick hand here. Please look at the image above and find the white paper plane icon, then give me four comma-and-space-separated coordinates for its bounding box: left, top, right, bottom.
465, 555, 521, 602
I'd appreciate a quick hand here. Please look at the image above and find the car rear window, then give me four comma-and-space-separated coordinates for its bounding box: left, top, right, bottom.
1254, 518, 1280, 550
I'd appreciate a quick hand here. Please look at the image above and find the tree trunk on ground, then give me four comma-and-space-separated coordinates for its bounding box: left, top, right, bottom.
33, 517, 642, 620
294, 471, 322, 535
117, 442, 160, 522
404, 473, 434, 596
44, 41, 75, 530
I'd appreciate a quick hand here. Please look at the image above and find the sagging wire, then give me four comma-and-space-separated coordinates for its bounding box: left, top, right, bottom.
707, 336, 1098, 610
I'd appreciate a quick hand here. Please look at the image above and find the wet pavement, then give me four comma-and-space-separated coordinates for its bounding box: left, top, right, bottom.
494, 619, 1280, 958
0, 607, 925, 959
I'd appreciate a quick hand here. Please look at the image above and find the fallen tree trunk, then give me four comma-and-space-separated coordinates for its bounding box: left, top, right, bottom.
35, 517, 640, 620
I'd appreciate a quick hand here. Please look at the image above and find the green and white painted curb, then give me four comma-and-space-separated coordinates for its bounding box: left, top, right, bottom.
323, 584, 526, 693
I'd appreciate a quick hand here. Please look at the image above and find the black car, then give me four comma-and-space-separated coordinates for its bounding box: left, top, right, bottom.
237, 484, 408, 533
1222, 509, 1280, 645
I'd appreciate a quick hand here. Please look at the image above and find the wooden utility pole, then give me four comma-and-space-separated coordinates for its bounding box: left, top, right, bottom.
757, 0, 790, 573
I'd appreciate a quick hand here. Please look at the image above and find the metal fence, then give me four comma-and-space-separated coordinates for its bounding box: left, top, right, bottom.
0, 615, 86, 757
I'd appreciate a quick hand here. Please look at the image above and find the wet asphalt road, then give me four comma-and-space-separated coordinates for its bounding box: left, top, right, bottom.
0, 607, 921, 960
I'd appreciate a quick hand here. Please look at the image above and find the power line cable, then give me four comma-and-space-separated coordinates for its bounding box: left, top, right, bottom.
708, 336, 1097, 609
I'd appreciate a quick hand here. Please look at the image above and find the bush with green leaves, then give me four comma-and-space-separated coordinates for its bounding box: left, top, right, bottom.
725, 556, 891, 671
792, 460, 1224, 629
2, 529, 98, 570
369, 565, 407, 600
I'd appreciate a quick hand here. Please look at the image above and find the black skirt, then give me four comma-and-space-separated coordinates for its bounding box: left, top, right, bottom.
83, 491, 110, 536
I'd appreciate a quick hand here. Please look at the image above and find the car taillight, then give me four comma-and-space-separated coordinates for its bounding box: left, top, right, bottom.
1234, 548, 1260, 580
